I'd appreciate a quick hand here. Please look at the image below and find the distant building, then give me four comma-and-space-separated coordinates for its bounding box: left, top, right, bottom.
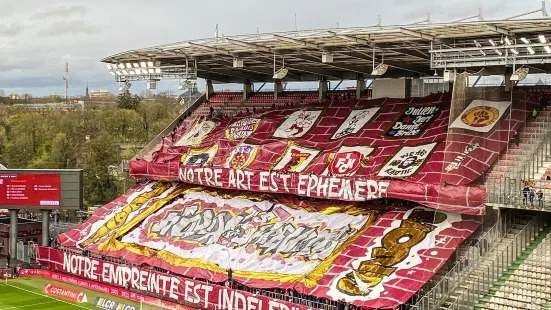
89, 89, 110, 99
85, 84, 90, 100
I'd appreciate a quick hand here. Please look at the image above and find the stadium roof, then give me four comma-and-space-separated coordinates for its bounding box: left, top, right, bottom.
102, 16, 551, 83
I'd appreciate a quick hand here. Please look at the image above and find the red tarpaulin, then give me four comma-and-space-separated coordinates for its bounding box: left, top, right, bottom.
128, 94, 534, 215
56, 183, 480, 309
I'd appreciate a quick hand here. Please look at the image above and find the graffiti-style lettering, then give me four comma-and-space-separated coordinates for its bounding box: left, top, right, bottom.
336, 209, 447, 295
148, 203, 361, 261
80, 183, 172, 248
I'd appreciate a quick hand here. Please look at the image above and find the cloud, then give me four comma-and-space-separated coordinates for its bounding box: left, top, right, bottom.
31, 5, 88, 20
0, 0, 546, 96
38, 20, 100, 36
0, 24, 24, 36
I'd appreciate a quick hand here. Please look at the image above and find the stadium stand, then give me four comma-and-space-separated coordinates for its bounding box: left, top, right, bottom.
25, 9, 551, 310
34, 89, 542, 310
476, 224, 551, 310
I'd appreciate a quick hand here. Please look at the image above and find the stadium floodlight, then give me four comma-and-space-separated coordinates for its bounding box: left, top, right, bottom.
545, 46, 551, 53
119, 81, 132, 91
154, 68, 162, 74
527, 46, 536, 55
106, 64, 113, 70
115, 70, 122, 75
489, 39, 497, 46
233, 58, 244, 68
118, 63, 125, 69
109, 71, 115, 75
371, 63, 389, 76
125, 63, 132, 69
140, 62, 147, 68
122, 70, 128, 75
474, 40, 486, 56
147, 61, 154, 68
132, 63, 140, 68
495, 49, 503, 56
128, 70, 135, 75
148, 68, 155, 74
141, 69, 149, 74
539, 35, 548, 43
510, 67, 529, 81
510, 48, 519, 55
521, 37, 530, 44
504, 37, 512, 45
273, 68, 289, 79
179, 79, 197, 90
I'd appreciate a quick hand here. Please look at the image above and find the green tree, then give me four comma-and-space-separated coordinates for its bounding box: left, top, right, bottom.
83, 132, 121, 206
116, 90, 141, 110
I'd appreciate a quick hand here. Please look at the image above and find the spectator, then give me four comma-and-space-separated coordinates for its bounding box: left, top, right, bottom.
227, 268, 233, 283
245, 108, 250, 113
514, 132, 520, 146
271, 103, 276, 109
537, 189, 544, 209
209, 106, 214, 116
529, 188, 536, 208
252, 106, 256, 113
523, 185, 530, 205
6, 254, 10, 268
533, 108, 538, 120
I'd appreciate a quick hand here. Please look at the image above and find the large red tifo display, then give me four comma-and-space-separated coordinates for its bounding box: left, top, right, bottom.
54, 183, 480, 309
0, 173, 61, 207
128, 94, 533, 215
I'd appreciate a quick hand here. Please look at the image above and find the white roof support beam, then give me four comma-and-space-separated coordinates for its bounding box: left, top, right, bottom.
188, 42, 233, 56
399, 28, 435, 41
272, 34, 321, 49
223, 38, 273, 53
485, 24, 511, 36
335, 33, 370, 45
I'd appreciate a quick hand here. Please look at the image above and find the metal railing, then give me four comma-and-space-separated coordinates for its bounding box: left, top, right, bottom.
49, 222, 79, 240
445, 214, 546, 310
16, 243, 37, 264
406, 212, 514, 310
487, 175, 551, 211
504, 110, 551, 179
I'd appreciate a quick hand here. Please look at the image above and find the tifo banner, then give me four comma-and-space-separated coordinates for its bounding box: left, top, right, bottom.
440, 82, 535, 185
53, 185, 480, 309
36, 248, 319, 310
20, 269, 191, 310
44, 283, 88, 303
127, 93, 536, 214
449, 99, 512, 133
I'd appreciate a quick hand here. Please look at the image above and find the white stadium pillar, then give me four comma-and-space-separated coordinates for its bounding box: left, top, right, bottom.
243, 80, 253, 100
9, 209, 18, 260
274, 80, 283, 99
318, 79, 328, 101
356, 79, 367, 99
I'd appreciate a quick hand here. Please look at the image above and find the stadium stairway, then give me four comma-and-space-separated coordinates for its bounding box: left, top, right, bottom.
475, 227, 551, 310
437, 212, 549, 310
486, 106, 551, 184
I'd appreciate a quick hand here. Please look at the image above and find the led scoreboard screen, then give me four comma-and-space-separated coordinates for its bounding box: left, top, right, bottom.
0, 173, 61, 207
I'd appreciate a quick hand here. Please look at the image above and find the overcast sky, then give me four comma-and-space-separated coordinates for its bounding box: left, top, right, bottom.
0, 0, 547, 96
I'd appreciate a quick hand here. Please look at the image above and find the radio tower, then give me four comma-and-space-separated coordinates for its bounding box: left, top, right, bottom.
63, 62, 69, 103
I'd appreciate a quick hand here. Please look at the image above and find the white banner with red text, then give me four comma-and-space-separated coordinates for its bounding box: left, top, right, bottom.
19, 268, 192, 310
36, 247, 320, 310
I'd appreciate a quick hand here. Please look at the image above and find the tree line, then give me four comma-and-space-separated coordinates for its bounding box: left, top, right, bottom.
0, 91, 181, 210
